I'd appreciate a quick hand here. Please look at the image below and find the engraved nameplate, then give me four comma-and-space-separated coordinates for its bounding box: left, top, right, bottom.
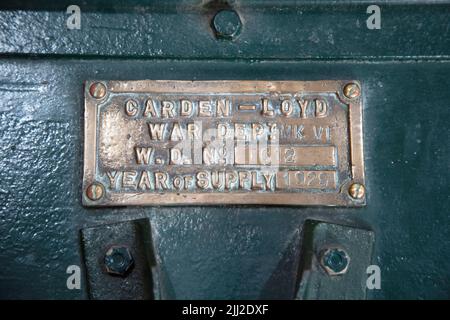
83, 80, 365, 206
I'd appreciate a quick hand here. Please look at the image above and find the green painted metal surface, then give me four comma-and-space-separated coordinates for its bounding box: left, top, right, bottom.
0, 1, 449, 299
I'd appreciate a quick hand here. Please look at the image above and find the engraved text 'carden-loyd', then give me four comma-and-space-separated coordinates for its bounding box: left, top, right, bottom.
83, 80, 365, 206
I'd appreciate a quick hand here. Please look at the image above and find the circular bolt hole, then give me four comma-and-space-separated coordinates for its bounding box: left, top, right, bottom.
212, 9, 242, 40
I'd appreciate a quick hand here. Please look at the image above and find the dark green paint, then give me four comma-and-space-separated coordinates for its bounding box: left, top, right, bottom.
297, 221, 374, 299
1, 1, 450, 59
0, 0, 449, 299
81, 219, 155, 299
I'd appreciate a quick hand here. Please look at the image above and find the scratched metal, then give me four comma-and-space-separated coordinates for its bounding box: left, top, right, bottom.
82, 80, 365, 206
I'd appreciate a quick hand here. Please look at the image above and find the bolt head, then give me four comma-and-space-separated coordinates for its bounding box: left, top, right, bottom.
89, 82, 107, 99
104, 246, 134, 277
349, 183, 365, 200
343, 83, 361, 99
86, 182, 104, 201
320, 248, 350, 276
212, 9, 242, 40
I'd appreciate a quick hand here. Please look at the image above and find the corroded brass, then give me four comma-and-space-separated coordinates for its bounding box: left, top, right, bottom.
83, 80, 365, 206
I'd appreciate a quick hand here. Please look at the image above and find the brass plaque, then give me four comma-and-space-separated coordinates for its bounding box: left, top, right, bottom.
83, 80, 365, 206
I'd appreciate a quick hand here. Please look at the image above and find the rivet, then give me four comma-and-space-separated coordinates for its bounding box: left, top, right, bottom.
89, 82, 107, 99
343, 83, 361, 99
349, 183, 365, 200
86, 182, 104, 201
